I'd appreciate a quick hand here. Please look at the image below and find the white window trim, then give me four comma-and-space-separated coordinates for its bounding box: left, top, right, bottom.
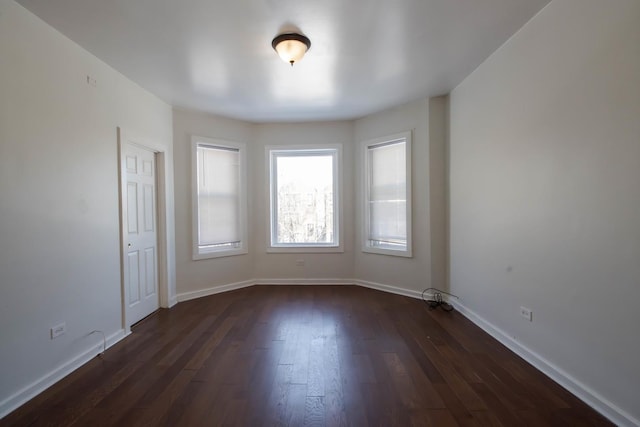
191, 135, 248, 260
362, 131, 413, 258
266, 144, 344, 253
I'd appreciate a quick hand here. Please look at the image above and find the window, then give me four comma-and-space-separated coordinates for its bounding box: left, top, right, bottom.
363, 131, 412, 257
268, 146, 342, 252
192, 136, 247, 259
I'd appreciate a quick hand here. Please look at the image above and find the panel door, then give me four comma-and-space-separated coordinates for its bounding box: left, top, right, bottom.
123, 143, 159, 325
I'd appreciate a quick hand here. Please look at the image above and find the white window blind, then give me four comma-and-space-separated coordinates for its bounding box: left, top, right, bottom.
364, 132, 412, 257
368, 141, 406, 246
192, 137, 247, 259
197, 145, 240, 247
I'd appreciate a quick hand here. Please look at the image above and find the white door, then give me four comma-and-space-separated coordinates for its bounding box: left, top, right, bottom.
122, 142, 159, 326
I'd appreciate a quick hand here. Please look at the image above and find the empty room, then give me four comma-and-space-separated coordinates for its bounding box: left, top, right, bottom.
0, 0, 638, 425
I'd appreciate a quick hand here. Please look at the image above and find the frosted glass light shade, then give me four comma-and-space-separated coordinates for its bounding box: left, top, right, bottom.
272, 33, 311, 66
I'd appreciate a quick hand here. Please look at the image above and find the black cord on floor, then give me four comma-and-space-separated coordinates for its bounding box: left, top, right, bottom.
421, 288, 458, 312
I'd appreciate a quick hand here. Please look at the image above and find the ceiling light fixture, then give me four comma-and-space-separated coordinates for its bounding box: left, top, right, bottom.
271, 33, 311, 66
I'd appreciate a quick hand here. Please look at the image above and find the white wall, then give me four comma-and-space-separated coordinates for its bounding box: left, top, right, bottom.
172, 97, 447, 299
172, 114, 355, 296
0, 0, 175, 416
172, 108, 255, 298
429, 96, 449, 292
252, 122, 355, 281
353, 98, 434, 293
449, 0, 640, 425
173, 101, 444, 297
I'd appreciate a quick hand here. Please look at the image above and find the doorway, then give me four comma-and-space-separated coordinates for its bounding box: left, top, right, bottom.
118, 128, 169, 331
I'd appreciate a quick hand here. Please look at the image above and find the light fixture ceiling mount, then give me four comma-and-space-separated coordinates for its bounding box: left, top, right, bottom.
271, 33, 311, 66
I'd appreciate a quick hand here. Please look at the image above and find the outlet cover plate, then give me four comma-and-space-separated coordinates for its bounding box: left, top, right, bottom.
520, 306, 533, 322
50, 322, 66, 339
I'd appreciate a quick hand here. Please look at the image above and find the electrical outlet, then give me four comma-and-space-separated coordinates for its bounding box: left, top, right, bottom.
50, 322, 66, 339
520, 306, 533, 322
295, 259, 305, 266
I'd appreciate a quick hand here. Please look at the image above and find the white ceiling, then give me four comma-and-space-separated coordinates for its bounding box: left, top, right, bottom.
17, 0, 551, 122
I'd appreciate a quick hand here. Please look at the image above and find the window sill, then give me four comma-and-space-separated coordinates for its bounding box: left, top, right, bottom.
267, 245, 344, 254
362, 246, 412, 258
192, 247, 248, 260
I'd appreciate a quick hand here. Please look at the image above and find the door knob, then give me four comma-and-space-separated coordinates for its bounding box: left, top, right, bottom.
128, 243, 132, 248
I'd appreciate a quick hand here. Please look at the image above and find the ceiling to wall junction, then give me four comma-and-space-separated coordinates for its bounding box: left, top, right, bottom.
17, 0, 550, 122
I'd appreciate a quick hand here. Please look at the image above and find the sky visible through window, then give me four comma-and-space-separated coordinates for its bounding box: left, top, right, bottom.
277, 155, 332, 192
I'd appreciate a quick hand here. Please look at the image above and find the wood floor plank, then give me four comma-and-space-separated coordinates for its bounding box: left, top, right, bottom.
284, 383, 308, 426
432, 382, 479, 427
157, 379, 205, 426
291, 326, 312, 385
303, 396, 325, 426
323, 333, 347, 426
398, 316, 487, 411
307, 336, 325, 397
382, 352, 445, 410
184, 315, 238, 371
193, 339, 243, 382
244, 341, 285, 426
119, 369, 196, 427
156, 315, 217, 367
264, 364, 293, 426
1, 285, 612, 427
470, 381, 525, 426
335, 336, 369, 425
172, 379, 222, 426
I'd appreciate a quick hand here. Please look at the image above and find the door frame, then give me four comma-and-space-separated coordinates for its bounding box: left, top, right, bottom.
117, 127, 170, 332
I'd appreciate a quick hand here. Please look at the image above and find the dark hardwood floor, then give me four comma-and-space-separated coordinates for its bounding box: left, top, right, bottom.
2, 285, 611, 426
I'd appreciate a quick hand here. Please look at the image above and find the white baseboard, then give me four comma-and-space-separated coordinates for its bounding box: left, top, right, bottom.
355, 279, 423, 300
176, 279, 255, 302
453, 300, 639, 427
254, 278, 355, 286
0, 329, 128, 419
177, 279, 426, 302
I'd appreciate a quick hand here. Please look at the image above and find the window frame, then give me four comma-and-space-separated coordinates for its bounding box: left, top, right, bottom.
362, 131, 412, 258
266, 145, 343, 253
191, 135, 248, 260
